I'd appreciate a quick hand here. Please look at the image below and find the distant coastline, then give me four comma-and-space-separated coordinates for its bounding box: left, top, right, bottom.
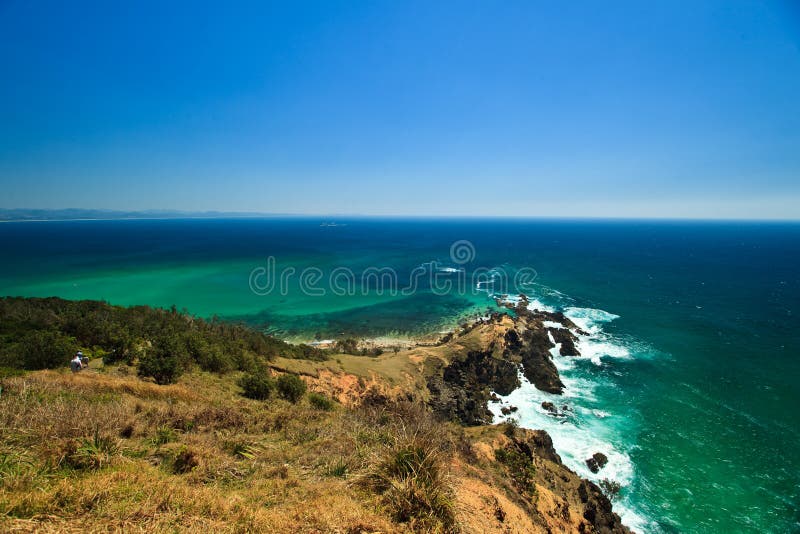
0, 208, 293, 222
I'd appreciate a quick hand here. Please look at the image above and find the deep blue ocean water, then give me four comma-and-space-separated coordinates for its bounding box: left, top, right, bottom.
1, 218, 798, 532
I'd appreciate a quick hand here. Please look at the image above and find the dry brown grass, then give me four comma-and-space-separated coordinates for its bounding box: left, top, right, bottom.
0, 367, 466, 533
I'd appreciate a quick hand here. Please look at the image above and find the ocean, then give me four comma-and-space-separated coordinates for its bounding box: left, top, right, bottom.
1, 217, 798, 532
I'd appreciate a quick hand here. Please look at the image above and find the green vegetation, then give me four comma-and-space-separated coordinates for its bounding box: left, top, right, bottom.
0, 297, 326, 383
335, 338, 384, 357
238, 370, 274, 400
495, 445, 537, 496
16, 330, 79, 370
307, 392, 335, 411
276, 374, 306, 403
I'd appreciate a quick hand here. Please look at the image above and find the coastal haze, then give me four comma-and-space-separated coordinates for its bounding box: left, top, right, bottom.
2, 1, 800, 533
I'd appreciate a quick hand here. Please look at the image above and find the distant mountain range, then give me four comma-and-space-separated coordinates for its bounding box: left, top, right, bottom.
0, 209, 291, 221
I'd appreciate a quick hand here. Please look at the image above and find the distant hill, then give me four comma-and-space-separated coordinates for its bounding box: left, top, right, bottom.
0, 208, 293, 221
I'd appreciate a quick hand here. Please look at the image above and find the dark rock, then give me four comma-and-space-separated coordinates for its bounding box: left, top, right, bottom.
541, 401, 557, 413
548, 327, 581, 356
593, 452, 608, 469
509, 405, 518, 412
580, 481, 625, 532
585, 452, 609, 473
489, 392, 501, 402
517, 328, 564, 394
427, 350, 520, 426
500, 406, 512, 415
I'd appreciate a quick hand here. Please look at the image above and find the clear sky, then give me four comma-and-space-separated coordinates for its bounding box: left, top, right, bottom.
1, 1, 799, 219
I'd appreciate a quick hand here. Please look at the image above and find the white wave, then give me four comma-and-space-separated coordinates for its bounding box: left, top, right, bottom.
526, 299, 555, 312
564, 306, 620, 333
489, 372, 650, 533
490, 372, 634, 483
575, 335, 631, 366
542, 320, 564, 329
484, 294, 655, 532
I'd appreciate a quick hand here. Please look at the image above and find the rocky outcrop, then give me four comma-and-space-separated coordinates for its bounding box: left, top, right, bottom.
427, 308, 574, 425
586, 452, 609, 474
549, 327, 581, 356
427, 350, 520, 425
515, 327, 564, 394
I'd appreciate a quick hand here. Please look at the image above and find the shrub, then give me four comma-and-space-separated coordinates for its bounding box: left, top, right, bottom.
334, 338, 359, 354
238, 371, 274, 400
362, 440, 455, 531
153, 426, 177, 446
502, 418, 519, 437
307, 392, 335, 411
324, 458, 348, 478
189, 337, 234, 374
173, 447, 200, 474
64, 431, 118, 470
494, 445, 536, 495
17, 330, 79, 370
137, 337, 186, 385
276, 374, 306, 403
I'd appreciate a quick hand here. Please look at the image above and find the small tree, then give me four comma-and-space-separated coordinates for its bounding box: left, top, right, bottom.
238, 371, 274, 400
138, 336, 187, 385
276, 373, 306, 403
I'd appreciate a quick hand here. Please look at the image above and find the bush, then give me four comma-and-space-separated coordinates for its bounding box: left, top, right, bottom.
276, 373, 306, 403
137, 337, 187, 385
238, 371, 274, 400
494, 445, 536, 495
64, 431, 119, 470
0, 297, 326, 375
138, 351, 181, 385
334, 338, 359, 354
16, 330, 78, 370
153, 426, 177, 445
308, 392, 335, 411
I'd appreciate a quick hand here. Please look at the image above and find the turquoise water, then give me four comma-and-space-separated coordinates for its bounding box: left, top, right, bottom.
1, 218, 798, 532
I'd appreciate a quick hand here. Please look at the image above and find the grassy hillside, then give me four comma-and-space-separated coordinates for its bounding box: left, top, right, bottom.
0, 298, 629, 533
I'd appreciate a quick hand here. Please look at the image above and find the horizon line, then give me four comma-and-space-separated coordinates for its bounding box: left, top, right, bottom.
1, 208, 799, 223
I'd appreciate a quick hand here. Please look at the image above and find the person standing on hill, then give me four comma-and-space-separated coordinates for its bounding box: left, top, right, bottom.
70, 352, 83, 373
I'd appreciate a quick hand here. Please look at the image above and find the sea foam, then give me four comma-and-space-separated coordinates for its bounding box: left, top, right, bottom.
488, 290, 654, 532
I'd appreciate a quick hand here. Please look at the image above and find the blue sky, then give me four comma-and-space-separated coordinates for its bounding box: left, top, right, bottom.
1, 1, 799, 218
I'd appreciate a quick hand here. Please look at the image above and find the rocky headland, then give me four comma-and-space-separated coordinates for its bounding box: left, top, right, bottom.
285, 296, 631, 532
